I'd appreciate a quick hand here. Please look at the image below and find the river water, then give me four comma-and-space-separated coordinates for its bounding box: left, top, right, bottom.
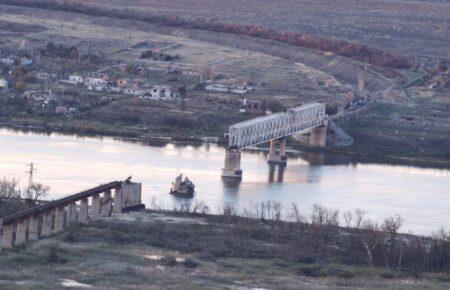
0, 128, 448, 235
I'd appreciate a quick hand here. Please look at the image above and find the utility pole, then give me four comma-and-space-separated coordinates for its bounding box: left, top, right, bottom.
26, 163, 36, 189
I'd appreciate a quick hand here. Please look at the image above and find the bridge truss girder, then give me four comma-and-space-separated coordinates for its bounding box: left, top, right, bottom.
228, 102, 326, 149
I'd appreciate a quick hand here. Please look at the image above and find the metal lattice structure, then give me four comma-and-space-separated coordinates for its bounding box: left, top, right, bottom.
228, 103, 326, 149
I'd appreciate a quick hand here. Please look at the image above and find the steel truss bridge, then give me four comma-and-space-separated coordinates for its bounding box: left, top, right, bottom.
228, 103, 326, 149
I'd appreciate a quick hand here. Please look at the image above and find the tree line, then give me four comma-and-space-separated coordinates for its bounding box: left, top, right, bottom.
148, 198, 449, 278
4, 0, 410, 69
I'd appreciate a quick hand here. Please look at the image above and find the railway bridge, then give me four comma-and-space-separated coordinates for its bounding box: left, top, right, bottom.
222, 102, 329, 178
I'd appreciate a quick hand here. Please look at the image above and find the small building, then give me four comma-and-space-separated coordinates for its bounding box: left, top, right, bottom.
1, 58, 13, 65
20, 59, 33, 66
206, 82, 253, 94
55, 106, 68, 114
68, 75, 83, 84
0, 79, 8, 89
151, 85, 174, 100
117, 79, 128, 88
242, 99, 265, 113
85, 77, 107, 88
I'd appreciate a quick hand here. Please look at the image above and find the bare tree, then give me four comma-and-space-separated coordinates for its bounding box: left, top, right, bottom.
0, 178, 22, 216
0, 178, 20, 205
343, 210, 353, 229
360, 219, 381, 267
354, 208, 366, 229
382, 214, 404, 269
25, 183, 49, 201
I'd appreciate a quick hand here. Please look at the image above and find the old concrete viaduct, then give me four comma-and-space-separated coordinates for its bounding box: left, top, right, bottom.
0, 180, 142, 251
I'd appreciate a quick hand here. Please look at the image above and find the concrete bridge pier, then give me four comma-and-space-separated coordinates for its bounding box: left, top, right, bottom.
68, 202, 77, 224
267, 138, 287, 164
28, 216, 39, 241
221, 148, 242, 179
15, 220, 26, 245
41, 211, 52, 237
91, 194, 101, 219
113, 188, 122, 214
309, 124, 327, 147
1, 224, 13, 250
54, 207, 64, 233
79, 198, 89, 224
101, 190, 112, 217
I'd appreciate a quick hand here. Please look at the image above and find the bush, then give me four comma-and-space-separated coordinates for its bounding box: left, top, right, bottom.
299, 266, 326, 277
45, 243, 67, 264
161, 255, 177, 267
183, 258, 199, 268
380, 272, 395, 279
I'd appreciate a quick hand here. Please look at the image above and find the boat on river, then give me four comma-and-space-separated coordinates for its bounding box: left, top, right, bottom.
170, 174, 195, 198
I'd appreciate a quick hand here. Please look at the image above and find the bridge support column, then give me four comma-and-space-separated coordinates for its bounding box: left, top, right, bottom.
267, 138, 287, 164
221, 148, 242, 179
91, 194, 101, 219
41, 211, 52, 236
1, 224, 13, 250
28, 215, 39, 241
309, 124, 327, 147
68, 202, 77, 224
113, 188, 122, 214
54, 207, 64, 233
79, 198, 89, 224
15, 220, 27, 245
101, 190, 112, 217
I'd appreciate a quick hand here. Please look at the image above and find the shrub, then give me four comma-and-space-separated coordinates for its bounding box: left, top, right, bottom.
161, 255, 177, 267
299, 266, 326, 277
380, 272, 395, 279
45, 243, 67, 264
183, 258, 199, 268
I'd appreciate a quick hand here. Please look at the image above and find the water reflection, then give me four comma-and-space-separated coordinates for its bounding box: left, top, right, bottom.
268, 163, 286, 183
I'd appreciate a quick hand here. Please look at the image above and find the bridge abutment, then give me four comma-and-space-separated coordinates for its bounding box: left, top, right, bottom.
267, 138, 287, 164
221, 148, 242, 179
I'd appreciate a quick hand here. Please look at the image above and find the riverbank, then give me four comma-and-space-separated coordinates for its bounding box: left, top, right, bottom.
0, 211, 448, 289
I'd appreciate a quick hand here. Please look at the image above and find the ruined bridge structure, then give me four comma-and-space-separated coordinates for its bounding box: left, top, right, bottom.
0, 181, 142, 251
222, 102, 328, 178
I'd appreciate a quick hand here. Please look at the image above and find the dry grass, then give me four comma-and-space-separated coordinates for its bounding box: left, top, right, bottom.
0, 218, 448, 289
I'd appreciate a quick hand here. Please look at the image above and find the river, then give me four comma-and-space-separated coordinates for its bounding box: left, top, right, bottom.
0, 128, 448, 235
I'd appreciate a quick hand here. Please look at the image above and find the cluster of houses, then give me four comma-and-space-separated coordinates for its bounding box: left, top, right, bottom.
21, 89, 79, 116
62, 74, 181, 101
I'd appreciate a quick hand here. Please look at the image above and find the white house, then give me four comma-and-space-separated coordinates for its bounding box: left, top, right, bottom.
85, 77, 107, 87
0, 79, 8, 89
68, 75, 83, 84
